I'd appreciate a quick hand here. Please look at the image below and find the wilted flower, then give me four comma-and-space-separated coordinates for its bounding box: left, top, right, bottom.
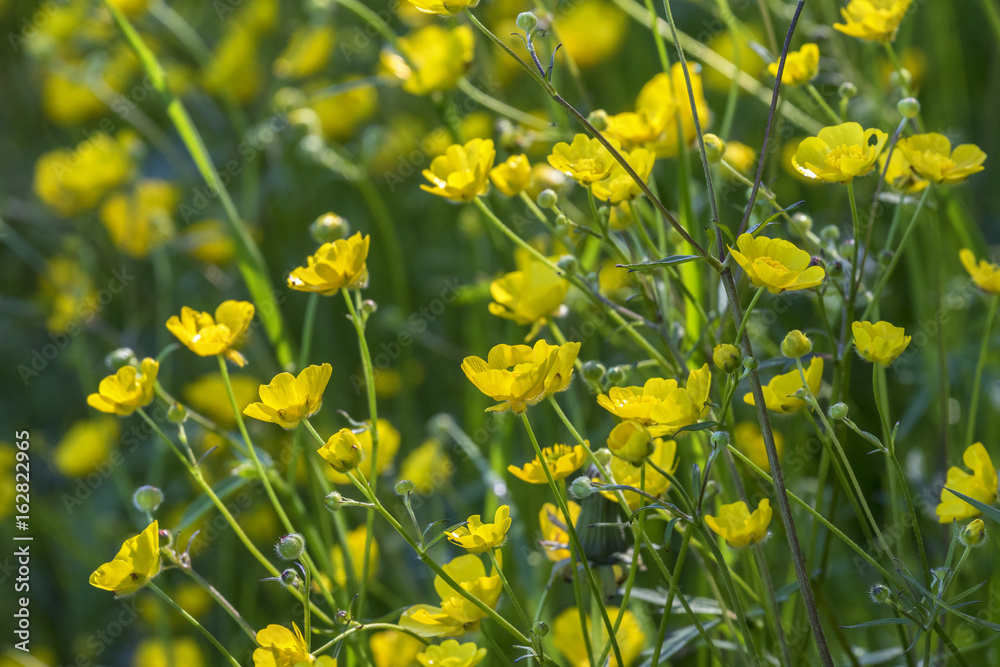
508, 444, 588, 484
896, 133, 986, 184
705, 499, 772, 547
792, 122, 888, 183
937, 443, 998, 523
833, 0, 913, 43
446, 505, 511, 553
959, 249, 1000, 294
243, 364, 333, 429
87, 358, 159, 416
744, 357, 824, 414
89, 521, 161, 596
166, 301, 255, 367
852, 320, 911, 366
729, 233, 826, 293
421, 139, 496, 202
287, 233, 371, 294
768, 43, 819, 85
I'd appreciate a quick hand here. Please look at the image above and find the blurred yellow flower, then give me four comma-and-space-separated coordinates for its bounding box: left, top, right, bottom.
896, 133, 986, 184
183, 373, 260, 427
488, 259, 569, 334
553, 0, 628, 69
89, 521, 160, 596
548, 134, 619, 185
178, 219, 237, 265
332, 525, 379, 587
508, 443, 587, 483
87, 358, 159, 416
834, 0, 912, 42
310, 77, 378, 142
327, 419, 402, 484
605, 111, 663, 149
722, 141, 756, 179
852, 320, 911, 366
132, 637, 205, 667
599, 437, 677, 510
878, 149, 929, 193
243, 364, 333, 429
733, 422, 784, 473
39, 255, 97, 334
422, 138, 496, 202
768, 43, 819, 86
41, 71, 106, 126
489, 154, 533, 196
100, 180, 180, 259
552, 606, 646, 667
596, 364, 711, 437
744, 356, 823, 414
166, 301, 255, 367
705, 499, 772, 547
416, 640, 486, 667
319, 428, 365, 474
53, 418, 119, 477
607, 421, 653, 464
273, 25, 336, 79
406, 0, 478, 16
591, 147, 655, 204
287, 233, 371, 295
400, 554, 502, 637
703, 29, 766, 91
34, 132, 134, 217
634, 63, 711, 158
729, 233, 825, 294
792, 122, 888, 183
446, 505, 511, 553
382, 25, 474, 95
960, 249, 1000, 294
370, 630, 424, 667
936, 443, 998, 523
204, 28, 263, 102
462, 340, 581, 413
400, 438, 455, 495
107, 0, 149, 16
539, 501, 581, 561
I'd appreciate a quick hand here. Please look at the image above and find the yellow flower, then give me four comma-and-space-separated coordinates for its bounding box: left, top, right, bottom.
400, 554, 502, 637
599, 437, 678, 510
705, 499, 772, 547
634, 63, 711, 158
34, 132, 134, 217
287, 233, 371, 295
596, 365, 711, 437
729, 233, 825, 294
166, 301, 255, 367
318, 428, 365, 474
89, 521, 161, 596
896, 133, 987, 184
381, 25, 474, 95
960, 248, 1000, 294
400, 439, 455, 495
792, 122, 889, 183
179, 219, 237, 265
421, 139, 495, 202
852, 320, 911, 366
878, 149, 929, 193
767, 43, 819, 86
548, 134, 619, 185
508, 444, 588, 483
38, 255, 96, 334
591, 147, 656, 204
607, 421, 653, 464
461, 340, 581, 413
309, 77, 378, 142
733, 422, 784, 473
183, 373, 260, 428
332, 525, 379, 587
489, 154, 532, 196
370, 630, 424, 667
721, 141, 757, 179
100, 180, 180, 259
552, 606, 646, 667
604, 111, 663, 149
539, 501, 581, 561
833, 0, 913, 42
446, 505, 511, 553
253, 623, 330, 667
406, 0, 478, 16
552, 0, 628, 69
713, 343, 742, 373
744, 356, 824, 415
243, 364, 333, 429
204, 27, 263, 103
488, 259, 569, 333
416, 640, 486, 667
53, 418, 119, 477
327, 419, 402, 484
273, 25, 336, 79
937, 443, 998, 523
87, 358, 159, 416
133, 637, 205, 667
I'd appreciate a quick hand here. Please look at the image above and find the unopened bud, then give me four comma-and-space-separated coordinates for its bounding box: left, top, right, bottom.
790, 212, 813, 238
838, 81, 858, 99
742, 357, 759, 372
781, 330, 813, 359
132, 485, 163, 513
168, 402, 188, 424
897, 97, 920, 119
710, 431, 730, 448
703, 133, 726, 163
582, 360, 606, 383
537, 188, 558, 209
107, 347, 137, 370
325, 491, 345, 512
593, 447, 613, 469
869, 584, 891, 604
889, 68, 912, 89
819, 224, 840, 243
516, 11, 538, 32
587, 109, 608, 131
361, 299, 377, 316
533, 621, 549, 637
827, 260, 845, 278
310, 212, 350, 244
281, 569, 302, 589
713, 343, 742, 373
395, 479, 415, 496
569, 476, 594, 499
335, 610, 351, 625
829, 402, 849, 420
556, 255, 579, 274
606, 365, 628, 386
276, 533, 306, 561
961, 518, 987, 548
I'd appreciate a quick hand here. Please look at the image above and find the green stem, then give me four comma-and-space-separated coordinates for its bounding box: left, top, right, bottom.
148, 583, 241, 666
965, 293, 999, 448
735, 286, 766, 345
487, 549, 534, 639
311, 622, 429, 657
805, 85, 841, 124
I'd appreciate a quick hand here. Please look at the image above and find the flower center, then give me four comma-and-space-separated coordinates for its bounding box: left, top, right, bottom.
825, 144, 866, 169
755, 256, 790, 274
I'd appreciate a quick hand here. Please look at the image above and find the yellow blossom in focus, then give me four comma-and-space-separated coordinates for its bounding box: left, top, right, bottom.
416, 640, 486, 667
599, 438, 678, 510
508, 443, 587, 484
132, 637, 205, 667
406, 0, 479, 16
706, 499, 772, 547
878, 149, 929, 193
243, 364, 333, 429
400, 439, 455, 495
400, 554, 502, 637
596, 365, 711, 437
896, 133, 986, 184
370, 630, 423, 667
332, 525, 379, 587
960, 249, 1000, 294
100, 180, 180, 259
591, 147, 655, 204
552, 0, 628, 69
310, 77, 378, 142
488, 259, 569, 335
744, 356, 823, 414
834, 0, 913, 43
34, 132, 134, 217
548, 134, 619, 185
733, 422, 784, 473
489, 154, 532, 196
319, 428, 365, 474
326, 419, 402, 484
792, 122, 888, 183
421, 139, 496, 202
53, 418, 119, 477
852, 320, 911, 366
183, 373, 260, 428
287, 233, 371, 295
253, 623, 318, 667
767, 43, 819, 86
539, 501, 581, 561
87, 358, 159, 416
381, 25, 474, 95
273, 25, 336, 79
607, 421, 653, 464
552, 606, 646, 667
729, 233, 825, 294
166, 301, 255, 367
446, 505, 511, 553
89, 521, 160, 596
462, 340, 581, 413
936, 443, 998, 523
634, 63, 711, 158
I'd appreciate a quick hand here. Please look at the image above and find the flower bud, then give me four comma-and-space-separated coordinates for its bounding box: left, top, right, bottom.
827, 260, 845, 278
318, 429, 365, 473
395, 479, 415, 496
281, 568, 302, 589
132, 485, 163, 513
554, 214, 569, 228
889, 68, 912, 89
790, 212, 813, 238
587, 109, 608, 131
594, 447, 614, 469
829, 402, 849, 420
742, 356, 759, 372
713, 343, 742, 373
703, 133, 726, 163
537, 188, 558, 209
569, 476, 594, 499
556, 254, 579, 274
878, 249, 894, 266
839, 239, 855, 259
276, 533, 306, 561
361, 299, 378, 316
516, 11, 538, 32
838, 81, 858, 99
961, 518, 987, 548
272, 87, 306, 111
897, 97, 921, 119
335, 610, 351, 625
606, 365, 629, 386
168, 402, 188, 424
310, 212, 350, 244
781, 330, 813, 359
819, 225, 840, 244
582, 360, 606, 383
607, 421, 653, 464
533, 621, 550, 637
710, 431, 730, 448
324, 491, 345, 512
868, 584, 890, 604
107, 347, 137, 370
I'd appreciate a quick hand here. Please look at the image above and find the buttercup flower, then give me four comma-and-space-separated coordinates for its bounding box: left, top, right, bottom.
318, 428, 365, 474
400, 554, 502, 637
406, 0, 478, 15
421, 139, 495, 202
605, 111, 663, 149
792, 122, 888, 183
552, 0, 628, 69
596, 365, 711, 437
852, 320, 911, 366
713, 344, 742, 373
446, 505, 511, 553
327, 419, 402, 483
381, 25, 474, 95
959, 249, 1000, 294
896, 133, 986, 184
607, 421, 653, 464
400, 438, 455, 495
508, 443, 588, 483
744, 356, 824, 414
591, 147, 655, 204
243, 364, 332, 429
416, 640, 486, 667
599, 438, 678, 510
722, 141, 756, 178
332, 526, 379, 587
100, 180, 179, 259
183, 373, 260, 427
89, 521, 161, 596
768, 43, 819, 85
488, 259, 569, 335
733, 422, 784, 473
166, 300, 255, 367
87, 358, 159, 416
878, 149, 929, 193
539, 501, 581, 561
253, 623, 336, 666
552, 606, 646, 667
729, 233, 826, 294
370, 630, 423, 667
632, 64, 711, 158
287, 233, 371, 294
937, 443, 998, 523
548, 134, 620, 185
34, 132, 135, 217
834, 0, 913, 42
489, 154, 532, 196
54, 418, 120, 477
462, 340, 581, 413
705, 499, 772, 547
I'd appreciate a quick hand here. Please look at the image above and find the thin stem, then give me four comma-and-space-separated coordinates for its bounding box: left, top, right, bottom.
311, 622, 429, 656
805, 85, 841, 124
148, 583, 241, 666
966, 293, 999, 447
487, 549, 534, 639
182, 565, 257, 641
735, 286, 766, 345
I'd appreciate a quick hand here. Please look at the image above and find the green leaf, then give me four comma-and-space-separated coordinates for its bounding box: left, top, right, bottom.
842, 618, 916, 629
942, 486, 1000, 524
619, 255, 703, 272
748, 200, 805, 236
673, 421, 718, 436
